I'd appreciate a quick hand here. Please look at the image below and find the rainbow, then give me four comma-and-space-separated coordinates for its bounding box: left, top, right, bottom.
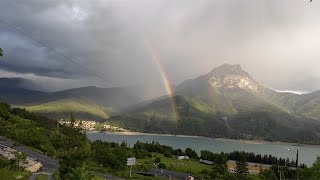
144, 39, 180, 121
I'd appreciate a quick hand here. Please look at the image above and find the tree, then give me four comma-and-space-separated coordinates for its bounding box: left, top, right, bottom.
70, 112, 76, 127
154, 157, 161, 163
59, 139, 91, 179
210, 164, 229, 179
236, 155, 248, 175
310, 156, 320, 179
0, 48, 3, 57
260, 169, 277, 180
13, 151, 27, 170
185, 148, 199, 159
164, 150, 173, 158
158, 163, 167, 169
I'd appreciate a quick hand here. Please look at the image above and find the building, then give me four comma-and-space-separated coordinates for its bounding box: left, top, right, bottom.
59, 119, 96, 131
227, 160, 271, 175
177, 155, 189, 160
199, 159, 214, 165
80, 121, 96, 131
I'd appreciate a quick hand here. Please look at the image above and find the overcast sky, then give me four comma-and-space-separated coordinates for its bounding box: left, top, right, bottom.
0, 0, 319, 93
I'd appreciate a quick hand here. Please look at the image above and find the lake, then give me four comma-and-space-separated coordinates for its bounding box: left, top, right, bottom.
87, 132, 320, 166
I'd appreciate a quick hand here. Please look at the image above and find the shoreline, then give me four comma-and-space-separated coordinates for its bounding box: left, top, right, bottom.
87, 130, 320, 148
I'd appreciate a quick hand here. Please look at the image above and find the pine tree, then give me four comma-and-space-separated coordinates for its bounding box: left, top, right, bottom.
70, 112, 76, 127
236, 155, 248, 175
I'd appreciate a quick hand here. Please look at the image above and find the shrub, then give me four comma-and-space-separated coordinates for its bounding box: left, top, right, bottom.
158, 163, 167, 169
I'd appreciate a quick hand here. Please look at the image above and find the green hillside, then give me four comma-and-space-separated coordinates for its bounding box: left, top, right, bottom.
26, 99, 113, 121
0, 82, 141, 121
263, 89, 320, 121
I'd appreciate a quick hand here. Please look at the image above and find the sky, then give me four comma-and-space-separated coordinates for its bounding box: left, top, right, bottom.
0, 0, 319, 93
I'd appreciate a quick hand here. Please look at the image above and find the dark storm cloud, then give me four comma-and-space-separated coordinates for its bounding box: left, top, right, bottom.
0, 0, 319, 92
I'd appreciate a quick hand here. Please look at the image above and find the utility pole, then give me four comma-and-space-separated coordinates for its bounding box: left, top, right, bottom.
296, 150, 299, 180
277, 160, 281, 180
287, 148, 299, 180
56, 120, 59, 132
130, 164, 133, 178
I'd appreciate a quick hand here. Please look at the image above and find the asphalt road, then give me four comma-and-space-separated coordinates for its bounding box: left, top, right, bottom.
0, 137, 125, 180
0, 138, 59, 173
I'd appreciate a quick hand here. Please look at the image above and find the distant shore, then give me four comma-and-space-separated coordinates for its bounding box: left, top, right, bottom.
87, 130, 320, 148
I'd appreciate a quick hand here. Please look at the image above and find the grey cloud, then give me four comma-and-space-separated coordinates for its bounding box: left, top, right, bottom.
0, 0, 320, 92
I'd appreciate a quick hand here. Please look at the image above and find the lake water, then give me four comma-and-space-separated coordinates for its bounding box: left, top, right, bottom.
87, 132, 320, 166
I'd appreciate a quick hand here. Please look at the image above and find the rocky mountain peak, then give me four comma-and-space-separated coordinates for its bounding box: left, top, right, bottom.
208, 64, 261, 92
209, 64, 248, 77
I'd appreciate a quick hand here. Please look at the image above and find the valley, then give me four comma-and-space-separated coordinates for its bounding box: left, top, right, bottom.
1, 64, 320, 144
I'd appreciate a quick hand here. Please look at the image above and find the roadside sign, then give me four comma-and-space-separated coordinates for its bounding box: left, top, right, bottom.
127, 161, 135, 165
127, 157, 136, 178
127, 157, 136, 165
127, 158, 136, 161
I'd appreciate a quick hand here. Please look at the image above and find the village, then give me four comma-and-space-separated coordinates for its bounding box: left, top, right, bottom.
58, 119, 128, 132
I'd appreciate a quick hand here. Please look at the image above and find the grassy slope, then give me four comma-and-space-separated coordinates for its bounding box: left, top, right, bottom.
87, 152, 211, 179
107, 88, 320, 143
35, 174, 48, 180
107, 95, 229, 136
263, 89, 320, 121
0, 169, 31, 180
138, 153, 212, 174
26, 99, 112, 120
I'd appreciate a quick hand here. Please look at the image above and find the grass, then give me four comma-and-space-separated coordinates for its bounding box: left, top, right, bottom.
184, 97, 214, 114
26, 99, 110, 119
137, 153, 212, 175
86, 154, 210, 180
0, 168, 31, 180
35, 174, 48, 180
53, 172, 59, 180
87, 163, 168, 180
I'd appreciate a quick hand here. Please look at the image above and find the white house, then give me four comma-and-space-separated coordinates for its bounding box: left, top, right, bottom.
177, 156, 189, 160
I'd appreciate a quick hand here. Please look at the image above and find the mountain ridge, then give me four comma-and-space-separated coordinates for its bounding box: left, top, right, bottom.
1, 64, 320, 143
106, 64, 320, 144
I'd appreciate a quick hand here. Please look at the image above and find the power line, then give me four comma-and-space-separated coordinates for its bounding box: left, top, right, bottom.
0, 18, 117, 87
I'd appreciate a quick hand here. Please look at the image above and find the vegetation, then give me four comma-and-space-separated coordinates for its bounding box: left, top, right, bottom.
0, 48, 3, 57
88, 140, 320, 180
26, 99, 110, 121
0, 157, 31, 180
1, 100, 320, 179
35, 174, 48, 180
235, 155, 248, 175
108, 94, 320, 144
2, 62, 320, 144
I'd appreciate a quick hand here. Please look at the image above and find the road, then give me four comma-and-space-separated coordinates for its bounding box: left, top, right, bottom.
0, 137, 125, 180
0, 138, 59, 173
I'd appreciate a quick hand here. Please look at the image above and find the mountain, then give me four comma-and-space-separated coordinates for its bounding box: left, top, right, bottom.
0, 77, 40, 90
0, 78, 141, 121
0, 78, 49, 105
23, 86, 139, 121
107, 64, 320, 144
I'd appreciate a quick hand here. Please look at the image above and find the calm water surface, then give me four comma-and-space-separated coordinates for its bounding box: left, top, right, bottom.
87, 132, 320, 166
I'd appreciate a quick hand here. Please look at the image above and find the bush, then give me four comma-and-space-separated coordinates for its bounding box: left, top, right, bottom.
154, 157, 161, 163
164, 151, 173, 158
158, 163, 167, 169
185, 148, 199, 159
